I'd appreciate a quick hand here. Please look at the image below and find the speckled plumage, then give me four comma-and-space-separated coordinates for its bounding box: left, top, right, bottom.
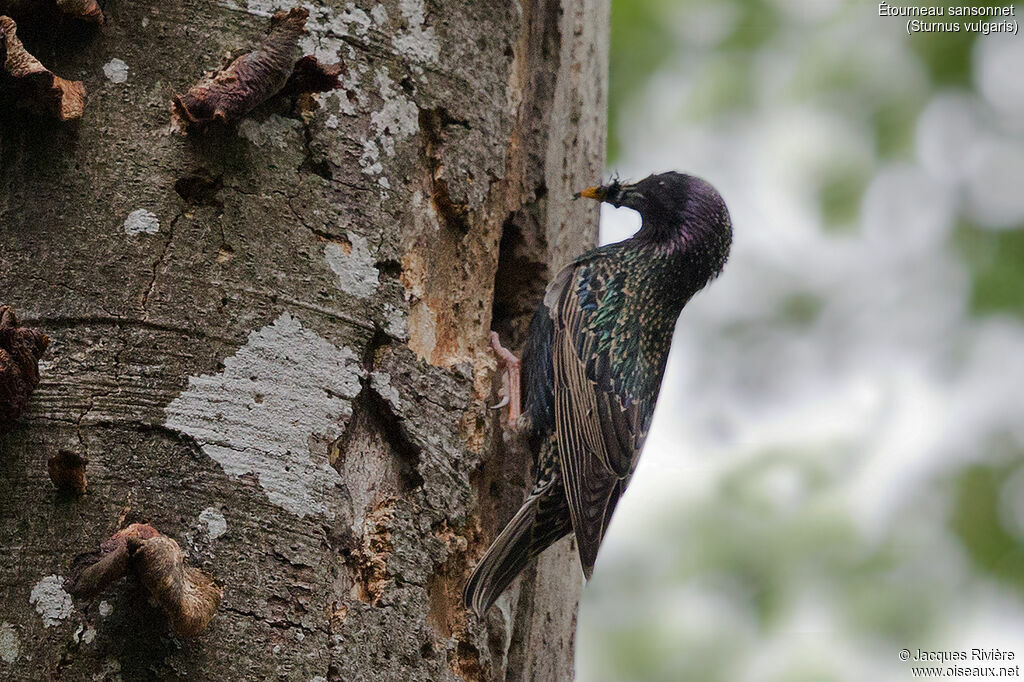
464, 172, 733, 615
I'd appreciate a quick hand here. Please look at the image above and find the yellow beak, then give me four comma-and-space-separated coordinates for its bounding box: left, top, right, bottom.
574, 185, 605, 201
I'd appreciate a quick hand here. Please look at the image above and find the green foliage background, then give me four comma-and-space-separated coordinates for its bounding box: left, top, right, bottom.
578, 1, 1024, 680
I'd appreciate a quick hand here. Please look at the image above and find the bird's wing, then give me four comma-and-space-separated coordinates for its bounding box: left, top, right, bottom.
548, 254, 644, 578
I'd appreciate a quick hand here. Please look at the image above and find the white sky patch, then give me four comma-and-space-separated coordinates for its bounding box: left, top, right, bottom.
198, 507, 228, 541
123, 209, 159, 235
974, 32, 1024, 121
0, 623, 19, 664
324, 234, 379, 298
966, 139, 1024, 228
165, 313, 362, 518
915, 92, 986, 184
102, 58, 129, 84
98, 601, 112, 617
29, 576, 72, 628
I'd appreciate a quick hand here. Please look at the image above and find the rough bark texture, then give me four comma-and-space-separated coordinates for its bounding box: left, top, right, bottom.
0, 0, 607, 680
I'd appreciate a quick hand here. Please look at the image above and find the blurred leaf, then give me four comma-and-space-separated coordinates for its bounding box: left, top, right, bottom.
608, 0, 677, 162
819, 167, 869, 231
872, 100, 919, 158
955, 224, 1024, 317
718, 0, 780, 52
683, 53, 755, 122
950, 462, 1024, 591
907, 0, 1005, 86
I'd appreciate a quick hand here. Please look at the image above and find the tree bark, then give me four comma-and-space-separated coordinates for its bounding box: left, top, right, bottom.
0, 0, 607, 679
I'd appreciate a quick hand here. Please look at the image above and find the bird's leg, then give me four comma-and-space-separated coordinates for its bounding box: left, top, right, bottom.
488, 331, 521, 423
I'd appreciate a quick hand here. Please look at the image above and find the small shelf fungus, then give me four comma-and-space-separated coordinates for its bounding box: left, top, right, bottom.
0, 305, 49, 433
171, 7, 341, 134
0, 0, 103, 24
278, 54, 342, 98
0, 15, 86, 121
47, 449, 87, 494
72, 523, 223, 638
54, 0, 102, 24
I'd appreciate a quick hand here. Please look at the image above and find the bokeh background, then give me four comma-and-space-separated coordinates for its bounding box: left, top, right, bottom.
575, 1, 1024, 680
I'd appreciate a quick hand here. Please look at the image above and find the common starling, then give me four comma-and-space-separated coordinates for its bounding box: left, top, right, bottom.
464, 171, 733, 615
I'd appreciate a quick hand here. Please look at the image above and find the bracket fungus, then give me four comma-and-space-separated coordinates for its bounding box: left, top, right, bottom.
47, 450, 87, 494
0, 15, 86, 120
0, 0, 103, 24
72, 523, 223, 638
54, 0, 102, 24
171, 7, 341, 133
278, 54, 342, 98
0, 305, 49, 433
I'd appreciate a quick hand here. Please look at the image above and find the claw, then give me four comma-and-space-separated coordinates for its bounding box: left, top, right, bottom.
488, 331, 522, 423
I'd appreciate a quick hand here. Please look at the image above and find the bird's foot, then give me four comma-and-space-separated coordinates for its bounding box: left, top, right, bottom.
488, 331, 521, 423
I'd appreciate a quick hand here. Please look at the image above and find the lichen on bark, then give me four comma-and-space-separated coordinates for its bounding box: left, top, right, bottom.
0, 0, 608, 679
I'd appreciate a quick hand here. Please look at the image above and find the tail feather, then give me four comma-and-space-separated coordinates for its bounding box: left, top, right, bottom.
463, 480, 571, 616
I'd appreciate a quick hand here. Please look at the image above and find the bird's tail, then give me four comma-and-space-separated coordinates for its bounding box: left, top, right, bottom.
463, 479, 571, 616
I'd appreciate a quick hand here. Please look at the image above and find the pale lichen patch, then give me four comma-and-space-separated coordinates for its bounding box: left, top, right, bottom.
0, 622, 19, 664
238, 114, 304, 150
359, 139, 383, 176
382, 303, 408, 340
392, 0, 439, 62
74, 624, 97, 645
369, 69, 419, 156
123, 209, 159, 235
198, 507, 228, 541
324, 234, 378, 299
234, 1, 371, 61
29, 576, 73, 628
370, 372, 402, 412
102, 58, 129, 84
164, 313, 363, 518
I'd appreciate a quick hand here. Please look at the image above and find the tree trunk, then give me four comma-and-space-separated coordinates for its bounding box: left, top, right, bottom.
0, 0, 607, 679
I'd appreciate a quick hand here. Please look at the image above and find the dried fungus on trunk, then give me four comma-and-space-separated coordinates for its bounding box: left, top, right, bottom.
171, 7, 339, 133
0, 0, 102, 23
47, 450, 87, 494
0, 304, 50, 432
72, 523, 223, 638
278, 55, 342, 98
0, 15, 86, 120
130, 534, 224, 638
55, 0, 102, 24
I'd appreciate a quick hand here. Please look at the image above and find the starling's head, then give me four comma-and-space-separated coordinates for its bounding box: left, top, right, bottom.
576, 171, 732, 247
